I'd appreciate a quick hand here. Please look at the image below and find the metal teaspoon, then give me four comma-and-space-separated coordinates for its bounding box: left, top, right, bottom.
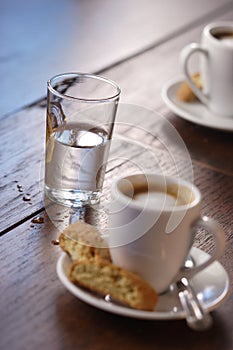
177, 258, 213, 331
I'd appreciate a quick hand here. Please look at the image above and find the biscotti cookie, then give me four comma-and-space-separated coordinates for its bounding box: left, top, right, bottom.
59, 221, 111, 263
69, 259, 158, 311
177, 72, 202, 102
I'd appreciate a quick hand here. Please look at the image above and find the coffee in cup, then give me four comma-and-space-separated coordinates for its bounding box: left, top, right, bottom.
212, 31, 233, 46
128, 181, 191, 208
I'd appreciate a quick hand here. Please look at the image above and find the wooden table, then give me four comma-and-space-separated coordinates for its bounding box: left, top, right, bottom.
1, 1, 233, 349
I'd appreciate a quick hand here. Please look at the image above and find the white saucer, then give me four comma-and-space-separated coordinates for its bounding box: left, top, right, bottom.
56, 247, 229, 320
161, 77, 233, 132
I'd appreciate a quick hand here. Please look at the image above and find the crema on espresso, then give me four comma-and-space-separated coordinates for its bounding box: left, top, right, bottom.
130, 184, 193, 208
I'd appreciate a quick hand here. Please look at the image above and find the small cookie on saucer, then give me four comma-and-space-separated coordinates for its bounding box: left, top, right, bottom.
70, 259, 158, 311
177, 73, 202, 102
59, 221, 111, 263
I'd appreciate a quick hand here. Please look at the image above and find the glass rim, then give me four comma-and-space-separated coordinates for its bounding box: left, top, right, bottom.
47, 72, 121, 102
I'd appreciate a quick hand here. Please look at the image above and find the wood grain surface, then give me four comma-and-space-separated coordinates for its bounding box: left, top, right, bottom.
1, 1, 233, 350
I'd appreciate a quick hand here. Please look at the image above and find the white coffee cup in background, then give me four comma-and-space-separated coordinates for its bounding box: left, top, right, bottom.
180, 21, 233, 117
108, 173, 225, 294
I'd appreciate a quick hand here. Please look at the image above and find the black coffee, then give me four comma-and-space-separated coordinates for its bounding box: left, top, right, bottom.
213, 31, 233, 46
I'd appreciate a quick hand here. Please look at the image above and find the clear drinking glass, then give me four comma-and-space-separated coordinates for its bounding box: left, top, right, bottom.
44, 72, 121, 207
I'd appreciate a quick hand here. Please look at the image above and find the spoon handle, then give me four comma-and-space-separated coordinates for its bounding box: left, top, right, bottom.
178, 277, 213, 331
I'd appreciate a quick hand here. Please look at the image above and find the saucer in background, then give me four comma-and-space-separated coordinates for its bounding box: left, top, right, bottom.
161, 78, 233, 132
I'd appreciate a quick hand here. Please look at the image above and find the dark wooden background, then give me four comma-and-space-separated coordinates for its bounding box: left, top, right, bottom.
1, 1, 233, 349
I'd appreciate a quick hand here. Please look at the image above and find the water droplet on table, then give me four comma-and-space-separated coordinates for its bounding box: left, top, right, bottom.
17, 184, 23, 192
51, 239, 60, 245
31, 216, 44, 224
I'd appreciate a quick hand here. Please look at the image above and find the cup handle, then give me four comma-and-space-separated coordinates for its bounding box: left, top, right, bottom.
180, 43, 209, 105
178, 216, 225, 280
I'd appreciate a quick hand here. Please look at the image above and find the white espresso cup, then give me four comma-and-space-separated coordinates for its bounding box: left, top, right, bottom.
180, 22, 233, 117
108, 173, 225, 294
